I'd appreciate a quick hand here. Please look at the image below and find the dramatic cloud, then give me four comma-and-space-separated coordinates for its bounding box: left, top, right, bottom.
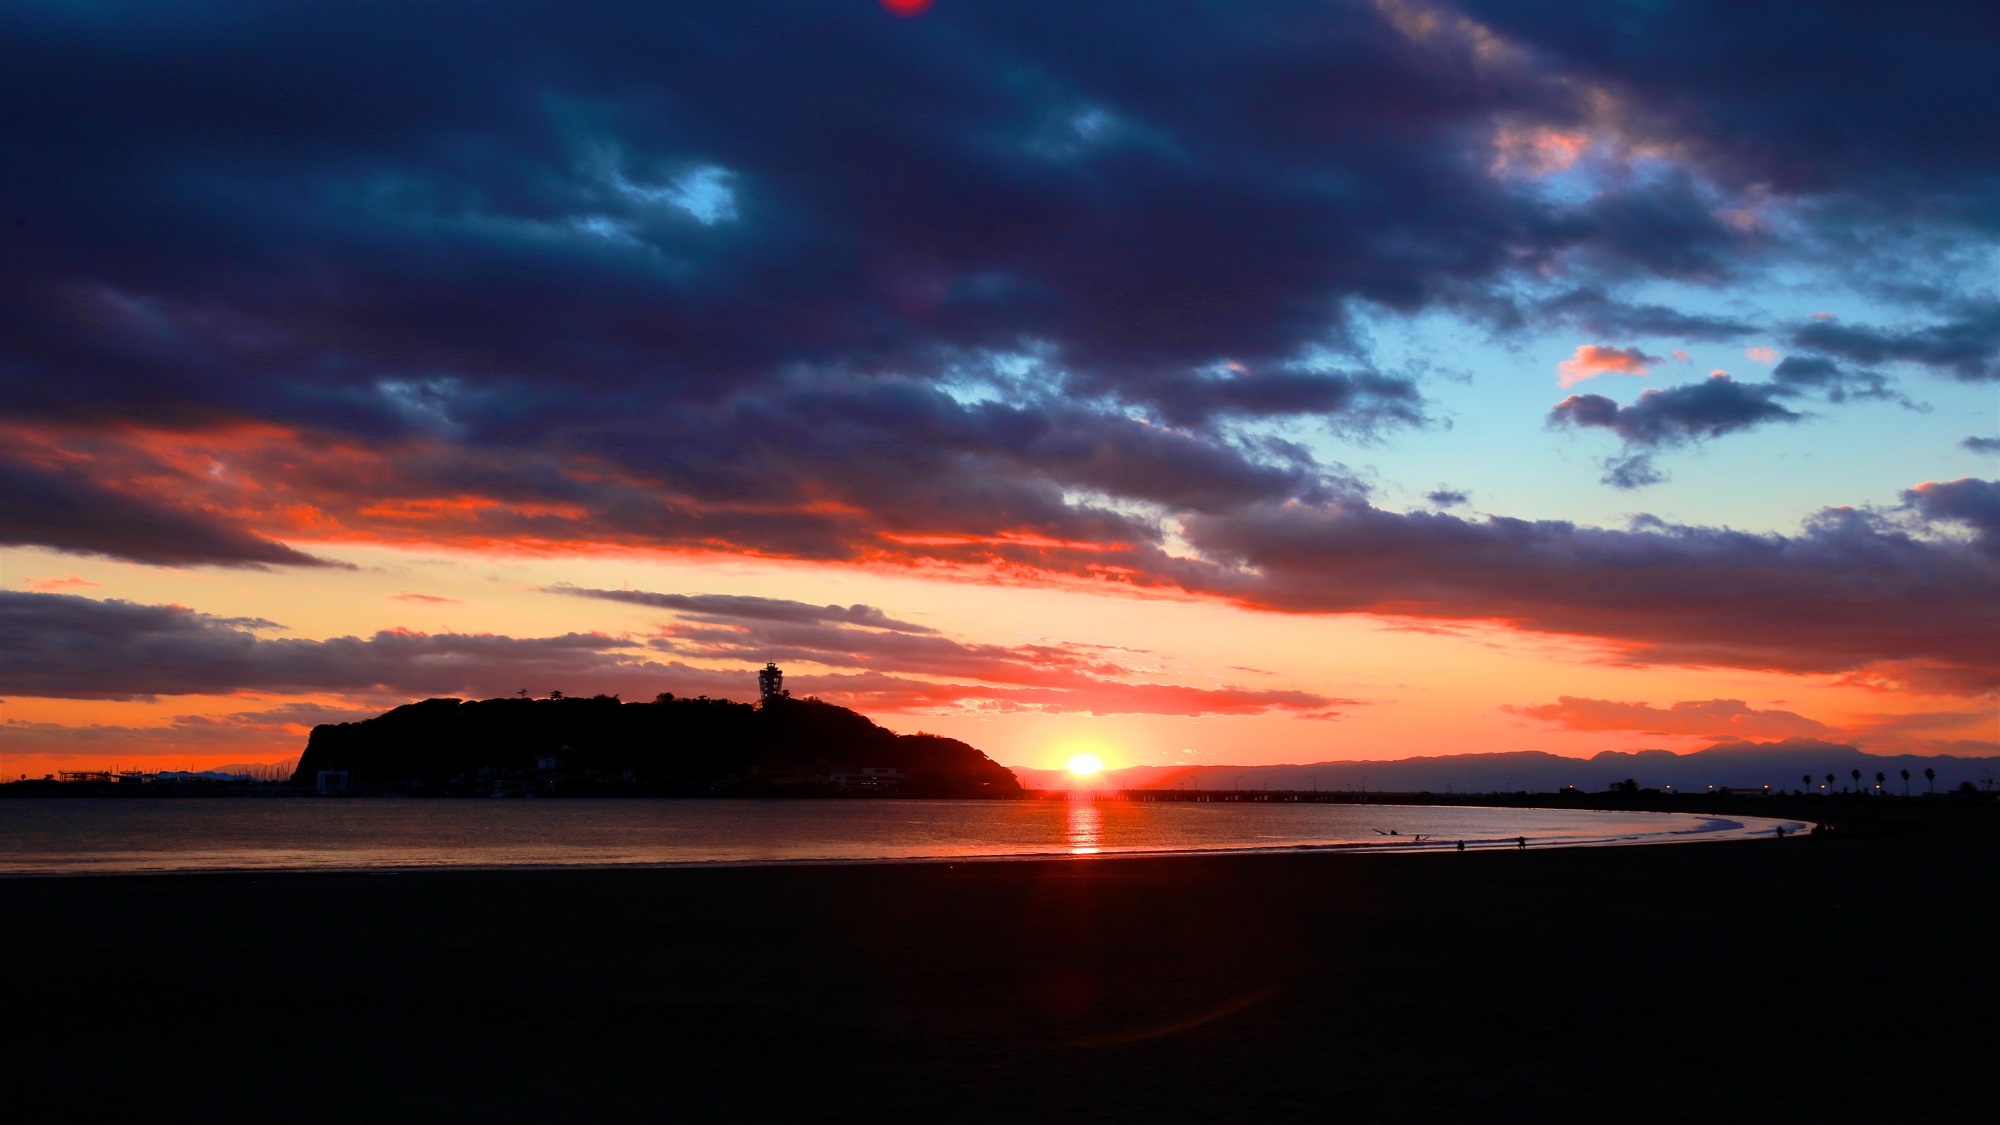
3, 1, 1996, 730
1180, 494, 2000, 691
1502, 696, 1838, 740
1557, 345, 1660, 389
1965, 436, 2000, 455
0, 0, 1960, 573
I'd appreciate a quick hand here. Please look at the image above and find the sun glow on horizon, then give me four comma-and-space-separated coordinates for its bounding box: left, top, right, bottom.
1066, 753, 1104, 777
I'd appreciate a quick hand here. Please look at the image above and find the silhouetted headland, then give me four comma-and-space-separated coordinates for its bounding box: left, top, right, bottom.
290, 664, 1020, 798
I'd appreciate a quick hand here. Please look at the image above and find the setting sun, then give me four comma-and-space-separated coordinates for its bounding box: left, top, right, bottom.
1066, 753, 1103, 777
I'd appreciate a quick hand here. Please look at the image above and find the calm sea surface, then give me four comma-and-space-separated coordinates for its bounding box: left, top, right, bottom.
0, 797, 1805, 876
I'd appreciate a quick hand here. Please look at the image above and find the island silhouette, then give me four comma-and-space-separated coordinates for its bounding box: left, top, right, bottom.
290, 664, 1021, 797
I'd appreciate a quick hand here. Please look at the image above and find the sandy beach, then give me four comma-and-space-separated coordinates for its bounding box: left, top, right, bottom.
4, 820, 1994, 1122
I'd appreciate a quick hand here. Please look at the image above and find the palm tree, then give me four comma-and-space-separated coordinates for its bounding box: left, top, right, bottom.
1901, 768, 1911, 797
1874, 771, 1885, 795
1925, 766, 1936, 794
1802, 774, 1812, 794
1825, 772, 1836, 792
1851, 768, 1861, 794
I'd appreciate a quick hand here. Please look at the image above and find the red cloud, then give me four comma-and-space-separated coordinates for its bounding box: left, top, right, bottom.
1502, 696, 1838, 740
1557, 344, 1662, 388
1489, 126, 1592, 178
781, 670, 1348, 719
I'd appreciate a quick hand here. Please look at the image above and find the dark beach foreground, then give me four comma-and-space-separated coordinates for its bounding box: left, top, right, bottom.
4, 818, 1996, 1122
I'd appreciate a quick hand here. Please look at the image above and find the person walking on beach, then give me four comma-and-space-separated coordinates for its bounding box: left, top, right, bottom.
1456, 840, 1465, 853
1516, 836, 1526, 850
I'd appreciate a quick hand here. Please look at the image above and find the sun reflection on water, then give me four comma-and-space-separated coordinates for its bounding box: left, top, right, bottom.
1066, 794, 1103, 855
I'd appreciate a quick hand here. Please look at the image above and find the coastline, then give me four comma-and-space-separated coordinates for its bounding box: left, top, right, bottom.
0, 799, 1806, 879
4, 823, 1992, 1121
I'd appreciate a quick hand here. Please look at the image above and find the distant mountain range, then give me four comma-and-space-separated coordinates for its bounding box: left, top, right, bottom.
1011, 739, 2000, 795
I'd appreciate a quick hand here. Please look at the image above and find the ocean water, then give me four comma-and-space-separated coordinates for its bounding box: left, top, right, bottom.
0, 797, 1806, 876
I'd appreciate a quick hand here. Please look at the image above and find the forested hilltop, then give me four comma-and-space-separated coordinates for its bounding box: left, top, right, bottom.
290, 688, 1021, 798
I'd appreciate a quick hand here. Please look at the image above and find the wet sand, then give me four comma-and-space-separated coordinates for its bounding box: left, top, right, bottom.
4, 826, 1994, 1122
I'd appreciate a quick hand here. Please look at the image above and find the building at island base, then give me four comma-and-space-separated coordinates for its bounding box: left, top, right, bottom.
830, 767, 907, 792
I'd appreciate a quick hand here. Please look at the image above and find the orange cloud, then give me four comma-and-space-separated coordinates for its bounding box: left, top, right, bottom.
1502, 696, 1837, 740
23, 573, 103, 592
1490, 125, 1592, 178
1557, 344, 1660, 388
1744, 346, 1779, 364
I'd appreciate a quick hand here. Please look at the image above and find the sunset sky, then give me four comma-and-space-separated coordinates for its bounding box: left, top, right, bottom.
3, 0, 1996, 778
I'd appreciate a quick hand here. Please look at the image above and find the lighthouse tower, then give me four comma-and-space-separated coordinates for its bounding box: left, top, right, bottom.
758, 662, 786, 705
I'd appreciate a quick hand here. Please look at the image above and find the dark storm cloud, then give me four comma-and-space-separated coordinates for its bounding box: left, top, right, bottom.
1180, 495, 2000, 691
0, 0, 1987, 555
0, 0, 1814, 469
0, 0, 1490, 440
